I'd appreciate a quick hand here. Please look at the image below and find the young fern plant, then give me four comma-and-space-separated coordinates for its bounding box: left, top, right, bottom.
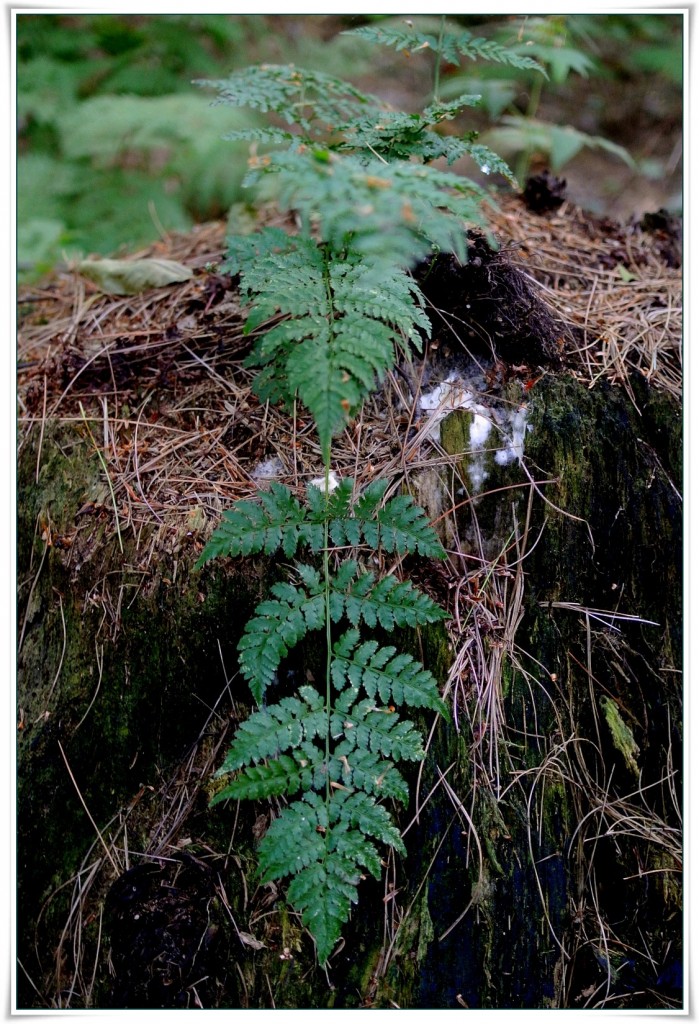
197, 480, 448, 964
195, 29, 527, 965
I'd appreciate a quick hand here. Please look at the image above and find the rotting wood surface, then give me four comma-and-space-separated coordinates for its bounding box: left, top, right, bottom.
17, 192, 682, 1010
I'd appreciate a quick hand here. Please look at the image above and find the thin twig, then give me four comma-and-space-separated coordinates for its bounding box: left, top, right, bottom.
78, 402, 124, 554
57, 741, 120, 874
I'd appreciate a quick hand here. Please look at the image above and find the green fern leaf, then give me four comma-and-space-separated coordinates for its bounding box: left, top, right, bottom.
422, 95, 484, 122
238, 577, 325, 703
331, 261, 430, 346
237, 234, 328, 318
216, 687, 326, 772
222, 226, 299, 276
344, 24, 546, 76
199, 52, 486, 967
376, 493, 446, 557
255, 315, 330, 359
338, 101, 486, 166
331, 627, 363, 668
258, 791, 328, 880
195, 483, 321, 565
332, 562, 448, 630
337, 110, 446, 164
213, 739, 331, 803
329, 822, 384, 878
211, 753, 304, 802
334, 789, 406, 854
344, 24, 441, 58
455, 35, 548, 76
349, 700, 426, 761
197, 64, 383, 137
332, 742, 409, 803
221, 151, 492, 454
332, 630, 447, 716
260, 793, 390, 964
288, 860, 356, 965
285, 333, 363, 459
352, 478, 388, 516
230, 233, 428, 457
458, 140, 518, 185
223, 126, 294, 145
337, 109, 429, 159
255, 150, 485, 268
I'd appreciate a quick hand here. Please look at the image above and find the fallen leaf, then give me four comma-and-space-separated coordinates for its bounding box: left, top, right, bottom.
78, 257, 193, 295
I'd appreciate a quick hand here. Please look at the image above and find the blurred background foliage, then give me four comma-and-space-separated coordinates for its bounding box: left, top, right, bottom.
16, 12, 683, 282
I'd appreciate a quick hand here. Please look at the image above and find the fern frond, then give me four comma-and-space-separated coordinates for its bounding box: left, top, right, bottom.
258, 789, 399, 965
338, 98, 487, 165
344, 24, 441, 58
249, 150, 485, 267
337, 111, 457, 165
216, 686, 326, 773
455, 35, 548, 75
338, 109, 429, 160
345, 699, 426, 761
333, 789, 406, 853
332, 742, 409, 803
227, 230, 430, 455
222, 225, 304, 277
258, 791, 329, 880
200, 51, 482, 967
197, 64, 384, 136
195, 483, 321, 565
236, 232, 328, 317
303, 478, 444, 559
287, 859, 356, 966
457, 140, 519, 184
331, 561, 448, 630
345, 24, 546, 76
238, 576, 325, 703
376, 493, 446, 557
222, 149, 492, 452
284, 330, 371, 456
331, 630, 447, 716
422, 95, 484, 122
330, 260, 430, 348
395, 131, 482, 167
211, 753, 305, 802
336, 479, 386, 548
223, 126, 295, 145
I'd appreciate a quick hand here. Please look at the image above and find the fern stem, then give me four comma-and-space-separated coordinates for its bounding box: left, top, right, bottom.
323, 459, 333, 815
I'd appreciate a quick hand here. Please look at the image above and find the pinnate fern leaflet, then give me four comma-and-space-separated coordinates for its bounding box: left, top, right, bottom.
196, 478, 446, 566
344, 23, 547, 75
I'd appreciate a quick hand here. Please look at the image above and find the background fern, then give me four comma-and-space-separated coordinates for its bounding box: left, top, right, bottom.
345, 23, 547, 75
